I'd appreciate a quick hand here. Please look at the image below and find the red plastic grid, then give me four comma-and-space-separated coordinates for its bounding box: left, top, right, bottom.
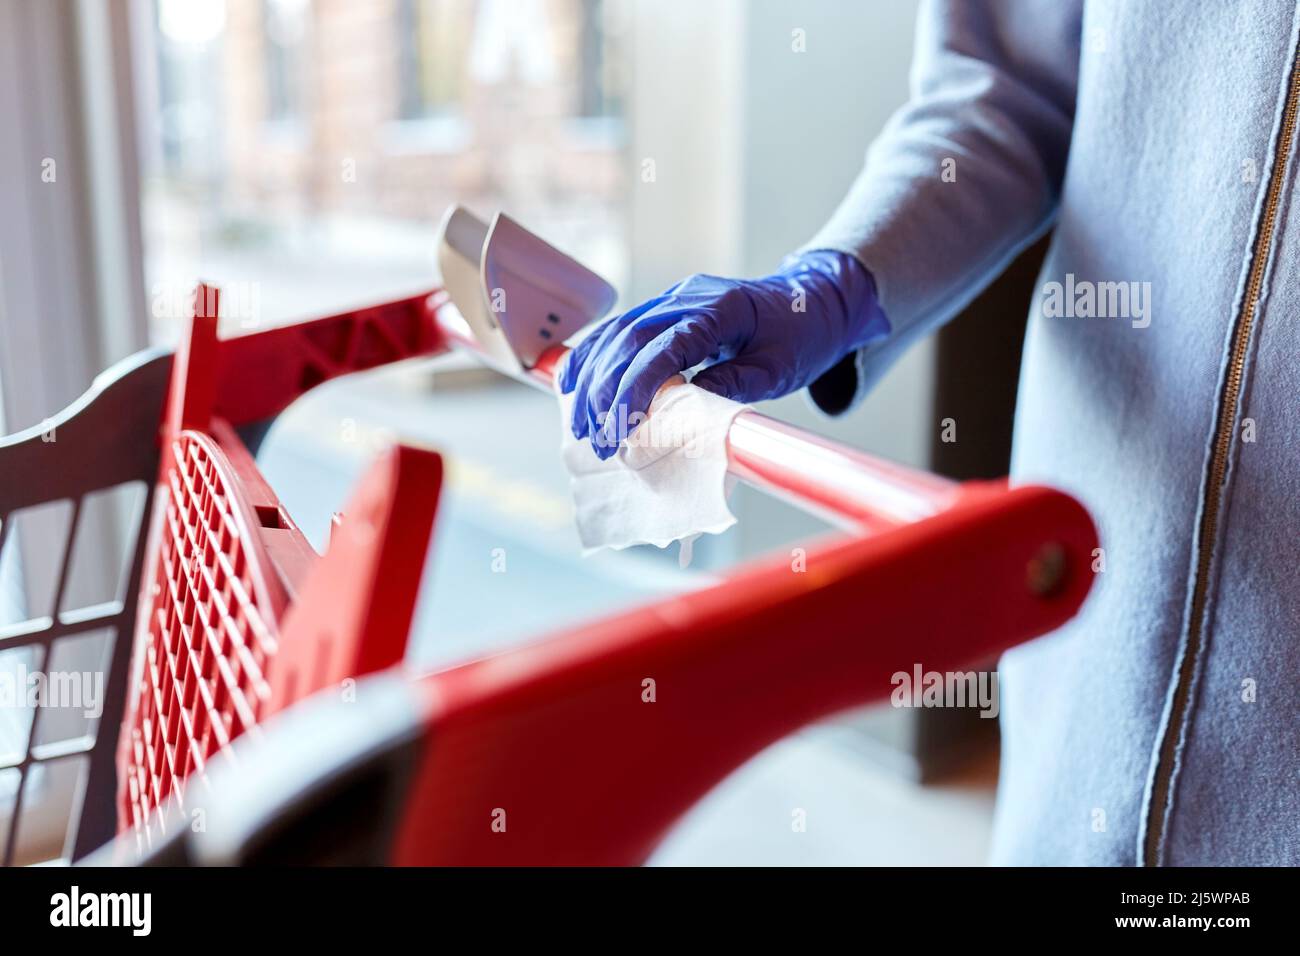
120, 431, 284, 840
113, 286, 442, 854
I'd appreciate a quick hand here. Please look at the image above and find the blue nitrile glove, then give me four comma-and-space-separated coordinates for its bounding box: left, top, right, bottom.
558, 249, 890, 459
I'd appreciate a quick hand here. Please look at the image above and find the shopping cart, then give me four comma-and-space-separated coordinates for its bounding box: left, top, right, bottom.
0, 285, 442, 865
0, 269, 1097, 866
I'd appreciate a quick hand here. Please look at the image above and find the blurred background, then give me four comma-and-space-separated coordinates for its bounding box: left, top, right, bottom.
0, 0, 1038, 864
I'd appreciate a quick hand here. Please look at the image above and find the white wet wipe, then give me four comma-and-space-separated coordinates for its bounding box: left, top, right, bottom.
558, 376, 748, 565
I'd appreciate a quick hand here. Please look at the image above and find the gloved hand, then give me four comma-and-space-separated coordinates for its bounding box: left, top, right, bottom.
558, 248, 889, 458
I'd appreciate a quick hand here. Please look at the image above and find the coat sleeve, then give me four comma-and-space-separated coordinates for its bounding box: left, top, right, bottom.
803, 0, 1084, 414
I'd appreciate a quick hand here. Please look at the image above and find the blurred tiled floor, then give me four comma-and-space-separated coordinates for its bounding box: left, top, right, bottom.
650, 731, 997, 866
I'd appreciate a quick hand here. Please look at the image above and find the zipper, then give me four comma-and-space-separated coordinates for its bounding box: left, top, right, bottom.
1142, 45, 1300, 866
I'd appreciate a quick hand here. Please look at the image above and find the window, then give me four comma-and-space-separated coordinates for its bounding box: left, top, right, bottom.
578, 0, 624, 119
139, 0, 629, 344
263, 0, 309, 122
397, 0, 471, 120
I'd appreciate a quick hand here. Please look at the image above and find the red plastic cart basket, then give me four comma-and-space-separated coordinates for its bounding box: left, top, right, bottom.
0, 283, 1097, 866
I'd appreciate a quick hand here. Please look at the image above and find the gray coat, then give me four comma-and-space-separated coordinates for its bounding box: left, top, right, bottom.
804, 0, 1300, 865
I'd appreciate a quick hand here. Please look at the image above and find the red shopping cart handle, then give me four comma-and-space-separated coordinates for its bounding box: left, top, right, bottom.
432, 299, 973, 534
